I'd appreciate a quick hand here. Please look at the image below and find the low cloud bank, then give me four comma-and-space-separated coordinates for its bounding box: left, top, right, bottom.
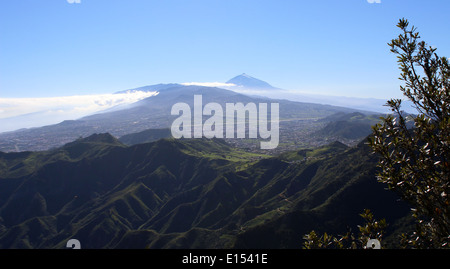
0, 91, 158, 133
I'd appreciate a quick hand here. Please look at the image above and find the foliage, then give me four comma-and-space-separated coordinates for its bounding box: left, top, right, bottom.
302, 209, 387, 249
368, 18, 450, 248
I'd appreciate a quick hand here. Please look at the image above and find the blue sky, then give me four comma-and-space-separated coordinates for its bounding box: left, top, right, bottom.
1, 0, 449, 99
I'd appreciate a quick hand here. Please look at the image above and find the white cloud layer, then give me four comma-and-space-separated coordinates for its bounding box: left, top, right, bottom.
181, 82, 236, 87
367, 0, 381, 3
0, 91, 158, 133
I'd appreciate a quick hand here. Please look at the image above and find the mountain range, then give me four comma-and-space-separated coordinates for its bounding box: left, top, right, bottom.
0, 133, 411, 249
0, 75, 373, 152
0, 74, 414, 249
0, 73, 412, 142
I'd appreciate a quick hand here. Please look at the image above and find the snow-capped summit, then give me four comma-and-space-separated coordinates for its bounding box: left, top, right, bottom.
226, 73, 279, 90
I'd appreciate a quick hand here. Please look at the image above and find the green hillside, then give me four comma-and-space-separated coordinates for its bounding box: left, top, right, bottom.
314, 112, 383, 141
119, 128, 172, 146
0, 134, 410, 249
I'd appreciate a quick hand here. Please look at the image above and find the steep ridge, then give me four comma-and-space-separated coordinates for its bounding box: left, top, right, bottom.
0, 134, 411, 249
